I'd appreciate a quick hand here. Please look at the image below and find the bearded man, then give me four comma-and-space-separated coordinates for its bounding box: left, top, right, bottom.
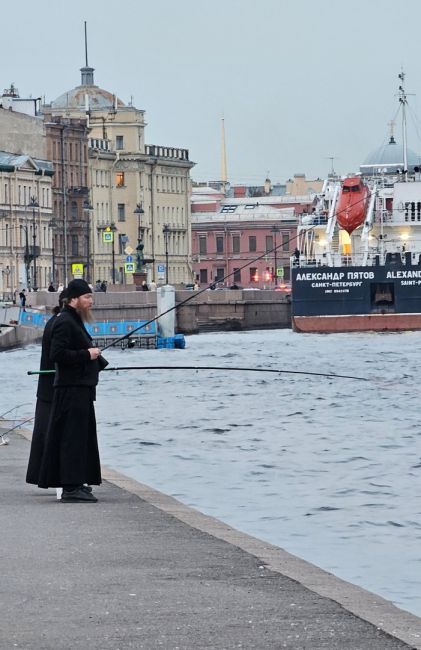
38, 279, 107, 502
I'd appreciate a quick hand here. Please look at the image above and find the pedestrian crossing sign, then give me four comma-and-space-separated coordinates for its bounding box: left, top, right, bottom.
125, 262, 135, 273
71, 263, 84, 278
103, 230, 113, 243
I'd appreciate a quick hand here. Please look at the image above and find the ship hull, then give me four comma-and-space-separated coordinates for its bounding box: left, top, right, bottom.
291, 263, 421, 333
292, 313, 421, 333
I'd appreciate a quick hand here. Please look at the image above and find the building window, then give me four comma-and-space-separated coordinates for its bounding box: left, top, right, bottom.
232, 235, 240, 253
233, 268, 241, 283
200, 269, 208, 284
117, 203, 125, 222
282, 232, 289, 251
71, 235, 78, 255
250, 267, 258, 282
249, 236, 256, 252
216, 236, 224, 253
199, 236, 207, 255
118, 233, 127, 254
116, 172, 125, 187
116, 136, 124, 150
71, 201, 78, 220
266, 235, 273, 252
216, 268, 225, 282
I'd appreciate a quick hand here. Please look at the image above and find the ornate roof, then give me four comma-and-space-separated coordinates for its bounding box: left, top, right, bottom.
51, 66, 125, 111
360, 137, 420, 174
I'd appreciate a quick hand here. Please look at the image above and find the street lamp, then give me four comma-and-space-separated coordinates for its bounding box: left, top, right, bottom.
271, 225, 280, 287
29, 197, 39, 291
162, 223, 170, 285
83, 199, 93, 283
49, 219, 58, 286
133, 203, 145, 273
20, 223, 32, 291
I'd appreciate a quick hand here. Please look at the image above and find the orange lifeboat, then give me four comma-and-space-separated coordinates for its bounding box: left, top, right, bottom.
336, 176, 369, 234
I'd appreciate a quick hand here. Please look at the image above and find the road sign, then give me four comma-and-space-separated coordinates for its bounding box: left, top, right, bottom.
71, 263, 84, 278
103, 231, 113, 243
125, 246, 134, 255
157, 264, 165, 273
276, 267, 284, 278
125, 255, 133, 263
125, 263, 135, 273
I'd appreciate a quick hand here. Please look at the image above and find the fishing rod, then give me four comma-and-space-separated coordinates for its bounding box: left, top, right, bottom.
100, 191, 373, 352
0, 417, 34, 445
0, 403, 32, 419
27, 366, 368, 381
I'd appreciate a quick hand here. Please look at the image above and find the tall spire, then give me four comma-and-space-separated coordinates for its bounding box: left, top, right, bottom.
220, 117, 228, 193
80, 21, 95, 86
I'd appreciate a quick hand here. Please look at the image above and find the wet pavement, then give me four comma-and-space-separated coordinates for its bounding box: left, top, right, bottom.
1, 428, 421, 649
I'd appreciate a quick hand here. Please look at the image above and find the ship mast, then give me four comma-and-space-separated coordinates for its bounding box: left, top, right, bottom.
398, 71, 408, 181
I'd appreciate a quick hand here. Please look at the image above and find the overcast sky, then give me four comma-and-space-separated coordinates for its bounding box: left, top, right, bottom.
4, 0, 421, 184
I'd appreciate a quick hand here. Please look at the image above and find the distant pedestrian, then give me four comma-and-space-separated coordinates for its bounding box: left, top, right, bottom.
141, 280, 149, 291
47, 283, 55, 292
149, 280, 157, 291
100, 280, 107, 292
26, 290, 67, 486
38, 279, 108, 503
19, 289, 26, 311
94, 280, 102, 292
57, 283, 64, 293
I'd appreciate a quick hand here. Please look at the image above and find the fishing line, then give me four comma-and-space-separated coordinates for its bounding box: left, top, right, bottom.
0, 403, 32, 419
0, 417, 34, 445
27, 366, 368, 381
100, 191, 372, 352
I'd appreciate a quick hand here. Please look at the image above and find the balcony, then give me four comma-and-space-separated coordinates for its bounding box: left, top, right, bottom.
145, 145, 189, 161
67, 186, 89, 197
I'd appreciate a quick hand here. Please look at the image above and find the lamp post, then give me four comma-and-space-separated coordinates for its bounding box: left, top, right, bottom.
162, 223, 170, 285
20, 223, 32, 291
271, 225, 279, 287
83, 200, 93, 283
49, 219, 58, 286
133, 203, 145, 272
30, 197, 39, 291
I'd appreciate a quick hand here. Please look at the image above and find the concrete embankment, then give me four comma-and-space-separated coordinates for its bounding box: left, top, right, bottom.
2, 426, 421, 649
32, 288, 292, 333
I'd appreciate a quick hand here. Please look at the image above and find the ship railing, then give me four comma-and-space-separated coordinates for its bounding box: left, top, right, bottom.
293, 253, 382, 268
298, 213, 328, 227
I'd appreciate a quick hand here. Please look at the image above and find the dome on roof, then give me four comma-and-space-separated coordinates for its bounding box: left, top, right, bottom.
51, 66, 125, 111
360, 137, 420, 175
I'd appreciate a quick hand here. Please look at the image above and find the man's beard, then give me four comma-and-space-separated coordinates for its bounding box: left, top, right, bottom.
76, 303, 94, 323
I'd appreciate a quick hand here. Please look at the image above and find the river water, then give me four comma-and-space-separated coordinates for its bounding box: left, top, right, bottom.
2, 329, 421, 616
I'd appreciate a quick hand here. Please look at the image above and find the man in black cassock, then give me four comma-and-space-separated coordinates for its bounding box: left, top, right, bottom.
38, 279, 107, 503
26, 290, 67, 486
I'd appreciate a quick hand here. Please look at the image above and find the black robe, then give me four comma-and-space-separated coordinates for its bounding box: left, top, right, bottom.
26, 314, 57, 485
37, 306, 102, 489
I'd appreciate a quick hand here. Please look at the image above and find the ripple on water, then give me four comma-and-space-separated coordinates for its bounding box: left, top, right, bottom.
4, 330, 421, 616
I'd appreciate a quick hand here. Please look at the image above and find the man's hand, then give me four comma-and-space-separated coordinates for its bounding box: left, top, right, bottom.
88, 348, 102, 360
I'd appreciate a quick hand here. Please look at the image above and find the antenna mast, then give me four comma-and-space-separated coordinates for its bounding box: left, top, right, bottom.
398, 71, 408, 181
220, 117, 228, 194
84, 21, 89, 67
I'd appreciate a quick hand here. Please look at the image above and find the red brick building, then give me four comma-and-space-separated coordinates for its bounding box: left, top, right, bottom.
191, 187, 313, 288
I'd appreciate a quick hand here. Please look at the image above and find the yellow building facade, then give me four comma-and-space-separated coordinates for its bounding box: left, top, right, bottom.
46, 64, 194, 285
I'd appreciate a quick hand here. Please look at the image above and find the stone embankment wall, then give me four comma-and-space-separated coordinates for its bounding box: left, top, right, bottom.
30, 289, 292, 334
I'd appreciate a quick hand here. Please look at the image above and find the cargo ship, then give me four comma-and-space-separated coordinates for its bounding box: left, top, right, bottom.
291, 73, 421, 333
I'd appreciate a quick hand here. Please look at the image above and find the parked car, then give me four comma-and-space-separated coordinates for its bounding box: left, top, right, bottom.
275, 283, 291, 293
